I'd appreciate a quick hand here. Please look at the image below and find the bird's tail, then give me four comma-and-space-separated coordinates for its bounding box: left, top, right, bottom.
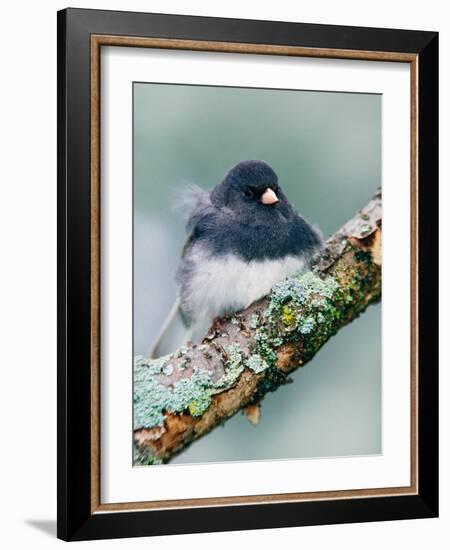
149, 297, 192, 359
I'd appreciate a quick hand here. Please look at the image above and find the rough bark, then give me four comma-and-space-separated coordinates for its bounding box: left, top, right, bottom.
134, 189, 382, 465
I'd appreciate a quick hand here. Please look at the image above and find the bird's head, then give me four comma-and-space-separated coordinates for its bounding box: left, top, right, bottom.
211, 160, 289, 220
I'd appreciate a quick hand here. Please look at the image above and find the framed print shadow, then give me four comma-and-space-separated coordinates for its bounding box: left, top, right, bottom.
57, 8, 438, 541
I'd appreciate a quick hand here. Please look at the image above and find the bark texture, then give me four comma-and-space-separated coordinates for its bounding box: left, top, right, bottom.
134, 189, 382, 465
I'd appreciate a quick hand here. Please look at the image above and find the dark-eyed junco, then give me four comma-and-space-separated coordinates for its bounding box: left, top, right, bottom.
151, 160, 324, 358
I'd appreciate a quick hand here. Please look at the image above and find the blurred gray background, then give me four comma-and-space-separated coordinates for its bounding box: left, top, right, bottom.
133, 82, 381, 465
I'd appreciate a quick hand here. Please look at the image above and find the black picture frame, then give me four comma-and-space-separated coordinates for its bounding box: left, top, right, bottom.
57, 7, 438, 541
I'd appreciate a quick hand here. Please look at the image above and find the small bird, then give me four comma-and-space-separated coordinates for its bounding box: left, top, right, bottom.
151, 160, 324, 358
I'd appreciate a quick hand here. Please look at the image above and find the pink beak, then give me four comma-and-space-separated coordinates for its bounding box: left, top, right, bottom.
261, 188, 279, 205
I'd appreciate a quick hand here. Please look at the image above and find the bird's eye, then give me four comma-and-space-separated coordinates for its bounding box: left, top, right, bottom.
244, 189, 253, 198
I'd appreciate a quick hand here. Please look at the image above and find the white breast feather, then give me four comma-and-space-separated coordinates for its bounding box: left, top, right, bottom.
183, 246, 308, 331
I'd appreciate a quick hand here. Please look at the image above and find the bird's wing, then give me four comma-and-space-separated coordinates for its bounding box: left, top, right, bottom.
149, 297, 192, 359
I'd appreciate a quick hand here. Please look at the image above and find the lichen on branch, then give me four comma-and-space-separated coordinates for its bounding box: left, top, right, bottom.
134, 189, 382, 465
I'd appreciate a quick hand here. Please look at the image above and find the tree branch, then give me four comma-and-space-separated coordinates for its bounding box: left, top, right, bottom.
134, 189, 382, 465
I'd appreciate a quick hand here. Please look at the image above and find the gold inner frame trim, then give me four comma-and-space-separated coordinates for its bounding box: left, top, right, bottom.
90, 34, 419, 514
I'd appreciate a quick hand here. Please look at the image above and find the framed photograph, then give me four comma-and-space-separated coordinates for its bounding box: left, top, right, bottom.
57, 8, 438, 541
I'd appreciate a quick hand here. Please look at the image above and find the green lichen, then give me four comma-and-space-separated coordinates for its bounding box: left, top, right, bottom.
250, 313, 260, 329
187, 390, 213, 416
250, 263, 379, 389
245, 267, 369, 383
226, 343, 244, 369
255, 270, 345, 363
212, 365, 244, 392
281, 304, 296, 328
267, 271, 340, 338
298, 315, 316, 335
134, 341, 264, 429
254, 329, 278, 367
134, 355, 213, 429
246, 354, 269, 373
266, 271, 340, 340
211, 343, 244, 390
